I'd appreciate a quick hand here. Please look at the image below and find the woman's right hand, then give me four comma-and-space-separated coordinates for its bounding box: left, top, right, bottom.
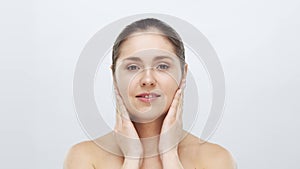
114, 88, 143, 168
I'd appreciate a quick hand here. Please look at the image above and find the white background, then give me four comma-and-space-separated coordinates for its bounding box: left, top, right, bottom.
1, 0, 300, 169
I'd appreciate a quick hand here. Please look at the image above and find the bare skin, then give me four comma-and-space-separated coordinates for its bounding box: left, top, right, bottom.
64, 31, 236, 169
64, 132, 236, 169
64, 89, 236, 169
64, 88, 236, 169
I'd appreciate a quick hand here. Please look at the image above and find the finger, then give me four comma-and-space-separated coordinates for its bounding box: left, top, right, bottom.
114, 87, 121, 114
113, 84, 120, 96
115, 94, 125, 130
115, 112, 122, 131
167, 89, 182, 119
114, 86, 131, 119
113, 81, 120, 94
179, 77, 186, 90
114, 86, 126, 114
115, 92, 131, 121
176, 92, 184, 120
115, 93, 122, 115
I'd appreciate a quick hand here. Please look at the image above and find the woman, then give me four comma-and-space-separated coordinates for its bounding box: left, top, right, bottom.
64, 18, 236, 169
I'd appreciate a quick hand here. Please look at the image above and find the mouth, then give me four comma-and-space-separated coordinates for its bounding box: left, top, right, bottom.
135, 92, 161, 103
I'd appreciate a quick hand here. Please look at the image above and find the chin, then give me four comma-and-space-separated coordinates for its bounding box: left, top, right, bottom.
124, 96, 171, 123
128, 109, 167, 123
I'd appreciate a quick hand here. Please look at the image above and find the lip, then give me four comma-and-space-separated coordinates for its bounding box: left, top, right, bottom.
135, 92, 161, 103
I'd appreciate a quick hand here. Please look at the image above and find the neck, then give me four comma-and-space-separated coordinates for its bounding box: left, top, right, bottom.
133, 113, 166, 138
132, 114, 166, 157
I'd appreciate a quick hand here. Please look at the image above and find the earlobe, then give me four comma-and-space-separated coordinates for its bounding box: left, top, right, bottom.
182, 63, 188, 81
110, 65, 117, 86
184, 63, 188, 78
179, 64, 188, 89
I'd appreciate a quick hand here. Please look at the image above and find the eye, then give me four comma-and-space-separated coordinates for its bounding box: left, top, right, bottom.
156, 64, 169, 70
127, 65, 140, 71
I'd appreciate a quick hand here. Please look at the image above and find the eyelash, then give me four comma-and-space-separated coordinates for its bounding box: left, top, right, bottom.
127, 64, 140, 71
126, 63, 170, 71
156, 63, 169, 70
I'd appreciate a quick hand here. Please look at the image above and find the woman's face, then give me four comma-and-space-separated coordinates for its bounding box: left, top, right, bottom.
113, 32, 186, 123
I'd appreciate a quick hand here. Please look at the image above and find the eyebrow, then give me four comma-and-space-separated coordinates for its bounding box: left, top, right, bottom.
121, 55, 176, 62
153, 56, 175, 61
121, 56, 142, 62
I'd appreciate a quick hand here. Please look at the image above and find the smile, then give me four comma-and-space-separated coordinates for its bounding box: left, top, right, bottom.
135, 93, 161, 103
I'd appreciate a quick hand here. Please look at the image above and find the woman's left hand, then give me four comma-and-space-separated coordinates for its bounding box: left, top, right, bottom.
159, 80, 185, 169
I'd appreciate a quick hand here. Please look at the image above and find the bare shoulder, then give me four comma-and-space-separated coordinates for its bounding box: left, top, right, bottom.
179, 133, 237, 169
198, 141, 237, 169
64, 133, 123, 169
64, 140, 99, 169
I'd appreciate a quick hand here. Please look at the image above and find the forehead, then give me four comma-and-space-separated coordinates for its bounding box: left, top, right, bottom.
119, 50, 178, 64
118, 32, 176, 60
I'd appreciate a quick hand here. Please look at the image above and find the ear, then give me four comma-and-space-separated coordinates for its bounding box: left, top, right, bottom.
110, 64, 118, 90
183, 63, 188, 78
180, 63, 188, 89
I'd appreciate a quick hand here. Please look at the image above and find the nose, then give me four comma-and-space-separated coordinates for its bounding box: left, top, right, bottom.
139, 68, 156, 87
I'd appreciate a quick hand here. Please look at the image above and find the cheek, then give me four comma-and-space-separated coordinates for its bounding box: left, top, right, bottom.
167, 86, 178, 102
116, 73, 133, 92
161, 78, 180, 107
116, 75, 139, 104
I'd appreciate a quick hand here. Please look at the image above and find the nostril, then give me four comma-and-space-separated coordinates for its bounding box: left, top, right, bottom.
142, 81, 154, 86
